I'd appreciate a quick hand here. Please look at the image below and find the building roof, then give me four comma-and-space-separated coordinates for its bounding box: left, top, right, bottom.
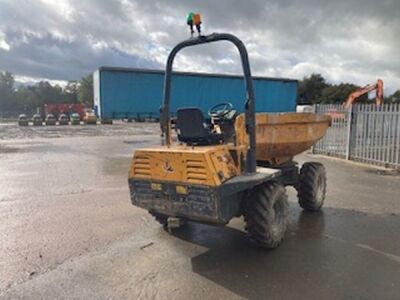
98, 66, 297, 83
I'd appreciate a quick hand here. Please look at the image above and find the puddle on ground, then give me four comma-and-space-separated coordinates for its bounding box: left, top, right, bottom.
0, 145, 21, 153
0, 143, 73, 155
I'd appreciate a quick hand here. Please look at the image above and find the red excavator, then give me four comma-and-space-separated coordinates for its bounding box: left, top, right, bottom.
344, 79, 384, 108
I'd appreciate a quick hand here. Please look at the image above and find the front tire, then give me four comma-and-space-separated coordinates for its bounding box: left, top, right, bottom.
297, 162, 327, 211
244, 182, 289, 249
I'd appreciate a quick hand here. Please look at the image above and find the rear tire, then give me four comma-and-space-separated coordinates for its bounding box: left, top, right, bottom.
297, 162, 327, 211
244, 182, 289, 249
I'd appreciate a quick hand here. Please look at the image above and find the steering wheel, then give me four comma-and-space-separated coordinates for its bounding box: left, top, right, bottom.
208, 102, 233, 118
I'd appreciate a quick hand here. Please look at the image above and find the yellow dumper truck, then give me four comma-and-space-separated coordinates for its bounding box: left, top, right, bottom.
128, 33, 331, 249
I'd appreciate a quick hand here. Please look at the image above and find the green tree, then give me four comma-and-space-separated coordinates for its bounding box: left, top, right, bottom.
15, 86, 37, 113
298, 73, 328, 104
34, 81, 64, 105
64, 81, 78, 103
77, 74, 93, 107
0, 71, 96, 116
385, 90, 400, 103
0, 71, 15, 112
0, 71, 14, 90
14, 81, 66, 113
319, 83, 367, 104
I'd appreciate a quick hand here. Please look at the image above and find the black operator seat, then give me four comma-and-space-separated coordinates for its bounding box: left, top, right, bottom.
176, 107, 223, 146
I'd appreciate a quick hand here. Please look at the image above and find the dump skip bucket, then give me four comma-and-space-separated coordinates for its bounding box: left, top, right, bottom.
235, 113, 331, 165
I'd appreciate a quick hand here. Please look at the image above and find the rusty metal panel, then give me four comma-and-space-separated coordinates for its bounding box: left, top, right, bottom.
129, 179, 241, 224
235, 112, 331, 165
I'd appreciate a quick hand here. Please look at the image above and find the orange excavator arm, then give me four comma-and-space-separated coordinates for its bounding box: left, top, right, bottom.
344, 79, 384, 108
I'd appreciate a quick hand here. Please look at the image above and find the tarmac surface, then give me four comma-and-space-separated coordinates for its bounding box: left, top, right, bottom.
1, 122, 399, 299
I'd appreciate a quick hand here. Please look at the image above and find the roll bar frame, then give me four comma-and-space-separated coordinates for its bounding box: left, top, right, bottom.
160, 33, 257, 173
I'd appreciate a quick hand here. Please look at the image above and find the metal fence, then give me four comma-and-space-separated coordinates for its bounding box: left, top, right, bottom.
313, 103, 400, 169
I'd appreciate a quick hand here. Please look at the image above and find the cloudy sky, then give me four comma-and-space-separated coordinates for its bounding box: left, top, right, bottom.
0, 0, 398, 93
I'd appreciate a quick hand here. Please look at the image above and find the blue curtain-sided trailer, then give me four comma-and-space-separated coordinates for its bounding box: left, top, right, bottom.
93, 67, 297, 120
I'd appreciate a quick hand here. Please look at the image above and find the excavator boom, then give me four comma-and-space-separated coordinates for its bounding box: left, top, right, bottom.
344, 79, 383, 108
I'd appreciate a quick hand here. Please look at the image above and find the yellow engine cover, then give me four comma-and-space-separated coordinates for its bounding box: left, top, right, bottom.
129, 145, 241, 187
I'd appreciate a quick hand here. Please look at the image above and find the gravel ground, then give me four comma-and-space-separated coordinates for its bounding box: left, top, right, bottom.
0, 122, 399, 299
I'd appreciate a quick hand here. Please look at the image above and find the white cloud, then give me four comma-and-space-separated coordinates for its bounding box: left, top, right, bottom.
0, 31, 10, 51
15, 75, 68, 88
0, 0, 398, 94
39, 0, 76, 22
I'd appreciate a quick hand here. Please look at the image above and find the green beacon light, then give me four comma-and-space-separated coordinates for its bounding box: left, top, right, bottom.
187, 12, 202, 37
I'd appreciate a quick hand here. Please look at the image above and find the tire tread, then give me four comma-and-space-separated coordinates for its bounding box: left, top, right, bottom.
297, 162, 327, 211
245, 182, 288, 249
